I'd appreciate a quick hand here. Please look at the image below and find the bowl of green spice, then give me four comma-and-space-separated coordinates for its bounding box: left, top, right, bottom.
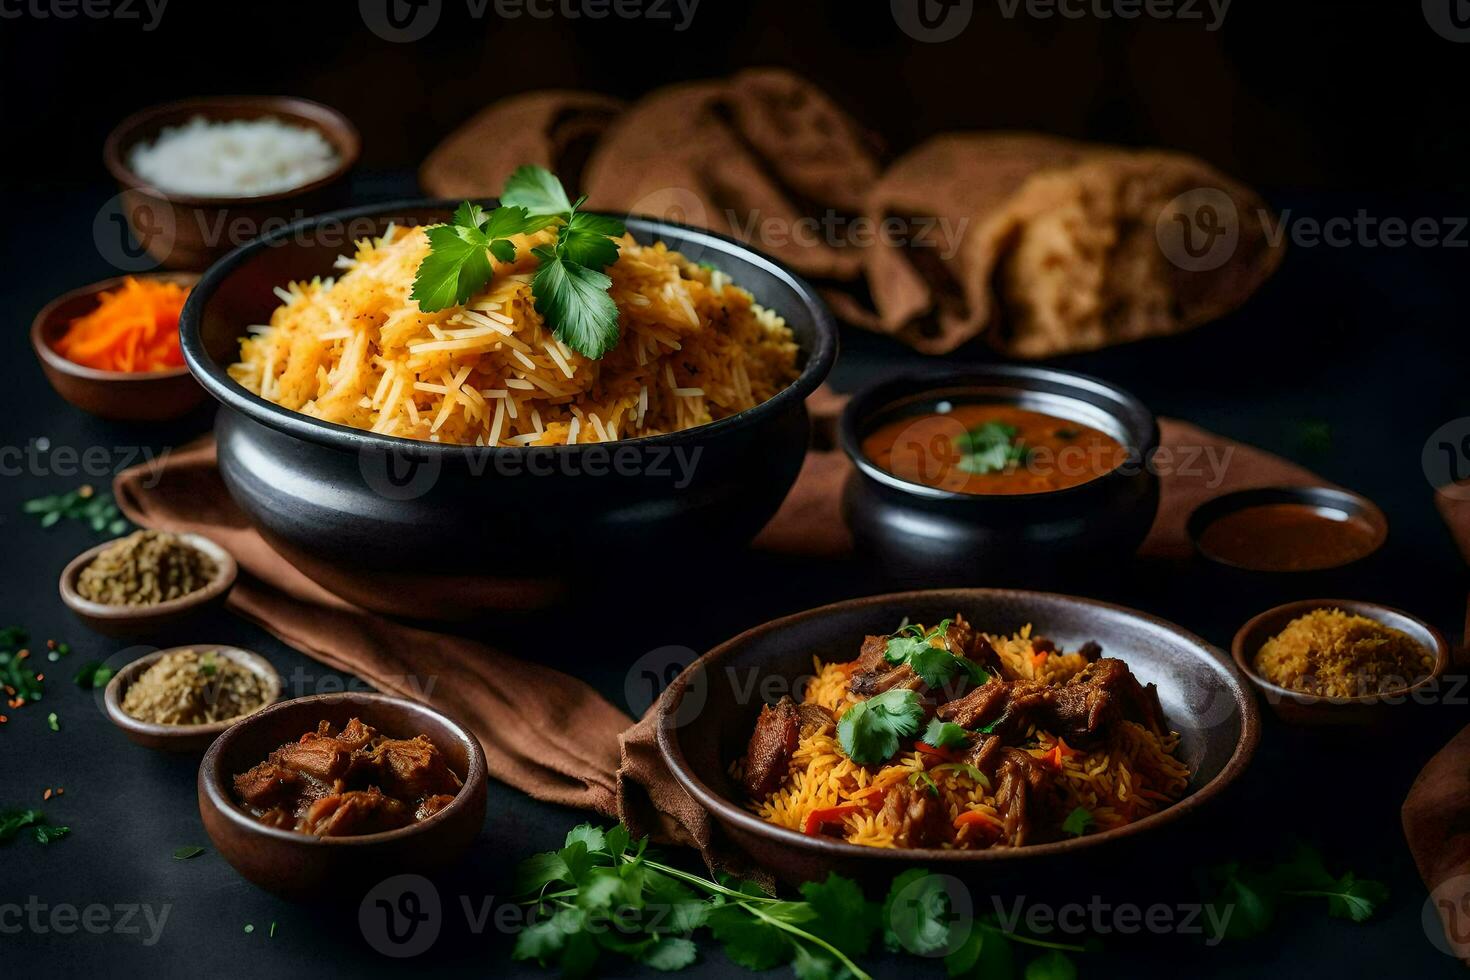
59, 529, 237, 638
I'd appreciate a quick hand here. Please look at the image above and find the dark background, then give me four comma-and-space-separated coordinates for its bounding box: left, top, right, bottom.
4, 2, 1470, 978
2, 0, 1468, 196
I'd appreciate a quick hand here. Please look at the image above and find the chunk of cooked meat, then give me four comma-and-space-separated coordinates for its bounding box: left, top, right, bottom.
1078, 640, 1103, 662
795, 703, 835, 735
849, 615, 997, 700
274, 732, 354, 782
880, 783, 952, 848
334, 717, 377, 751
416, 794, 458, 821
742, 696, 802, 798
1048, 658, 1165, 737
300, 787, 412, 836
232, 760, 303, 809
937, 657, 1166, 744
993, 748, 1054, 846
357, 735, 463, 799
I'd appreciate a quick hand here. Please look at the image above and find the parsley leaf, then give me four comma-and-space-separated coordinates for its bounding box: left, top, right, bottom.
1061, 806, 1094, 837
411, 201, 548, 313
1198, 843, 1387, 942
921, 718, 971, 750
501, 164, 575, 215
836, 689, 925, 765
529, 248, 621, 360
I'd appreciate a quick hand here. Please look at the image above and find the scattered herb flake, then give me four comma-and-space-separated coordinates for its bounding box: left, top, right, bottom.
22, 486, 129, 535
953, 421, 1029, 475
173, 845, 206, 860
73, 662, 114, 690
244, 924, 254, 934
47, 712, 59, 732
1061, 806, 1094, 837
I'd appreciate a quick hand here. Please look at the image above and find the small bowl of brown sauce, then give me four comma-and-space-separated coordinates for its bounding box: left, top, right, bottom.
840, 367, 1160, 587
105, 645, 281, 752
1232, 600, 1448, 726
59, 529, 237, 639
1188, 487, 1387, 582
198, 692, 487, 899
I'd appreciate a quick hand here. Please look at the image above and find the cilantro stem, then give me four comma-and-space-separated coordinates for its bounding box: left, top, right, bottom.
630, 856, 783, 905
744, 902, 873, 980
981, 922, 1086, 953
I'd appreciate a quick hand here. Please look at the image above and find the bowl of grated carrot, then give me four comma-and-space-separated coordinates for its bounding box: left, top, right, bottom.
32, 272, 207, 421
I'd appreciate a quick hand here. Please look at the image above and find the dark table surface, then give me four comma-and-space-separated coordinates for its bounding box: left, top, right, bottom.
4, 175, 1468, 978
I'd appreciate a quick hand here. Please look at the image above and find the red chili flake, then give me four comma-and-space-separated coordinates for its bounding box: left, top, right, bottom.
42, 788, 52, 801
56, 787, 63, 795
46, 639, 57, 650
0, 715, 8, 724
34, 674, 44, 682
16, 649, 29, 660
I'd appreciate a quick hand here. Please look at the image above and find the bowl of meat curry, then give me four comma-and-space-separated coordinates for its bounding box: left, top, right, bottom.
657, 588, 1257, 886
198, 692, 487, 899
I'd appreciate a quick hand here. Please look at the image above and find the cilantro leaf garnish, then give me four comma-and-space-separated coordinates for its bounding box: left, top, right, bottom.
836, 689, 925, 765
502, 165, 627, 359
953, 421, 1029, 475
1198, 843, 1388, 942
921, 718, 972, 750
411, 201, 547, 312
883, 619, 988, 691
1061, 806, 1094, 837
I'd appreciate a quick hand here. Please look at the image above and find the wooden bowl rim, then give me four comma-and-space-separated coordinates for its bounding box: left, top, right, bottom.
59, 530, 238, 621
31, 272, 199, 383
1230, 598, 1450, 707
104, 644, 283, 741
197, 692, 489, 846
103, 94, 360, 206
657, 587, 1261, 864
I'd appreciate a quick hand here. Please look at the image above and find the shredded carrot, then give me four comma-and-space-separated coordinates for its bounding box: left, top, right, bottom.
954, 809, 1003, 832
54, 277, 189, 372
802, 802, 868, 836
1046, 737, 1081, 770
915, 742, 959, 761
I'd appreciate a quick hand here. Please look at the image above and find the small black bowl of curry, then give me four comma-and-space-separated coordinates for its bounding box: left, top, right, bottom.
1187, 487, 1387, 576
840, 367, 1160, 588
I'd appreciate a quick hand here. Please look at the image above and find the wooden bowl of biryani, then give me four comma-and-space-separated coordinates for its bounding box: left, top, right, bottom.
1232, 600, 1449, 727
657, 589, 1258, 886
105, 645, 281, 753
179, 202, 837, 618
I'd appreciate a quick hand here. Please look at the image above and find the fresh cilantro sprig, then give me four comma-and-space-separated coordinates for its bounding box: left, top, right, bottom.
953, 421, 1029, 475
1198, 843, 1388, 941
836, 689, 925, 765
0, 808, 69, 846
884, 620, 988, 690
513, 823, 1080, 980
410, 201, 549, 312
921, 717, 972, 750
501, 165, 627, 360
410, 165, 627, 359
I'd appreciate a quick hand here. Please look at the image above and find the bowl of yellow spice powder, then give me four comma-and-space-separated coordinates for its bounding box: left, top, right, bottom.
105, 646, 280, 752
59, 529, 237, 638
1232, 599, 1448, 727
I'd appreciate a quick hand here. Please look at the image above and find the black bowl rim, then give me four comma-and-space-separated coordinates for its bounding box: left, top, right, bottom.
179, 201, 839, 457
103, 94, 362, 207
1186, 485, 1388, 573
657, 587, 1259, 864
198, 691, 488, 846
837, 366, 1161, 504
1230, 597, 1450, 707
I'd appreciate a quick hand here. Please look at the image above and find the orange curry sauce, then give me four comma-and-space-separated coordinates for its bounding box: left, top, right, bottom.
861, 404, 1128, 495
1196, 503, 1381, 572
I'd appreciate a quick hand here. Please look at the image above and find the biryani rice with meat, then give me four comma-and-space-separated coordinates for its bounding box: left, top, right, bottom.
739, 618, 1191, 850
229, 224, 799, 445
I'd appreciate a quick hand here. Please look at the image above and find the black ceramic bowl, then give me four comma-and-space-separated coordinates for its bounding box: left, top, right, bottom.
839, 367, 1160, 589
657, 588, 1258, 887
180, 202, 837, 618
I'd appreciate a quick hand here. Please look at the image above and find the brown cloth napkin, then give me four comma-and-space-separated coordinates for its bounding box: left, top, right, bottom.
420, 75, 1280, 359
113, 397, 1328, 865
829, 133, 1284, 357
1402, 483, 1470, 963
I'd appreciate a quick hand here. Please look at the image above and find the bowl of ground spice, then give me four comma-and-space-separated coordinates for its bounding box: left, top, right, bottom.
105, 646, 280, 752
1232, 600, 1448, 726
59, 530, 237, 638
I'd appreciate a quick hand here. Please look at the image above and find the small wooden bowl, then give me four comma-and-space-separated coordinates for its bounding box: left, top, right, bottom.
104, 96, 360, 271
198, 693, 488, 901
1232, 599, 1450, 727
104, 645, 281, 753
31, 272, 205, 422
59, 532, 237, 638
